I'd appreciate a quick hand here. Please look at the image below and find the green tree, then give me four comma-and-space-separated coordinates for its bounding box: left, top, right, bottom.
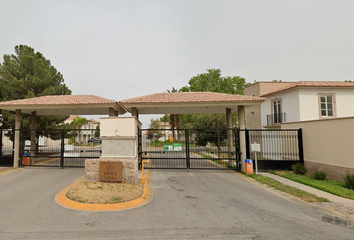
147, 118, 163, 140
0, 45, 71, 130
71, 116, 88, 144
180, 69, 250, 94
94, 125, 100, 138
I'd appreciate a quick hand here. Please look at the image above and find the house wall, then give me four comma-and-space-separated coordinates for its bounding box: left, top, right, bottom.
298, 88, 354, 121
260, 89, 300, 127
281, 117, 354, 181
245, 82, 295, 129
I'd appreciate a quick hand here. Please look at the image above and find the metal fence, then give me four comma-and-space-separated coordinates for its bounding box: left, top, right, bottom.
14, 128, 100, 168
0, 129, 15, 166
139, 128, 240, 170
244, 129, 303, 170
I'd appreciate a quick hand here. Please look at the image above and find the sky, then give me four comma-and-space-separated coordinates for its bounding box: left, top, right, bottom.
1, 0, 354, 127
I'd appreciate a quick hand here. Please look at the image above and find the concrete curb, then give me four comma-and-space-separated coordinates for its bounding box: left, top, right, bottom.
55, 170, 152, 212
236, 172, 354, 228
0, 167, 21, 175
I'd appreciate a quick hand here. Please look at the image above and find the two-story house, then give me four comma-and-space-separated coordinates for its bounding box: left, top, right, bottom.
245, 81, 354, 129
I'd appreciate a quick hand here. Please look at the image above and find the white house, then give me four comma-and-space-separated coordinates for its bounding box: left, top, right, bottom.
245, 81, 354, 129
65, 115, 100, 143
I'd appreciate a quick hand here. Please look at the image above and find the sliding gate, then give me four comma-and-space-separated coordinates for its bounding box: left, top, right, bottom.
138, 128, 240, 170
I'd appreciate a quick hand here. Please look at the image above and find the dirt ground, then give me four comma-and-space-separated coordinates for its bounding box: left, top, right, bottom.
66, 181, 143, 204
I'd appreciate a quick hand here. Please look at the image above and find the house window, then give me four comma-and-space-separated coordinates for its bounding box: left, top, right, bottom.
319, 94, 336, 118
273, 100, 281, 124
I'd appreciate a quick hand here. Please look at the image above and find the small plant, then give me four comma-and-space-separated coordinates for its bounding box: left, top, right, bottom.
344, 173, 354, 190
292, 163, 307, 175
313, 171, 327, 180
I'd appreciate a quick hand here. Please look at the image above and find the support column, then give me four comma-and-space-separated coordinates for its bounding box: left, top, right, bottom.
14, 109, 21, 168
109, 108, 115, 117
238, 105, 246, 172
30, 111, 36, 164
131, 107, 139, 119
226, 108, 233, 164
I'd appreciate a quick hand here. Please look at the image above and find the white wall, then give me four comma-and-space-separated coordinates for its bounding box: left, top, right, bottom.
261, 89, 300, 127
299, 88, 354, 121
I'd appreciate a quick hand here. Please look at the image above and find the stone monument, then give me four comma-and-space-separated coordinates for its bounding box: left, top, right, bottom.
85, 117, 141, 184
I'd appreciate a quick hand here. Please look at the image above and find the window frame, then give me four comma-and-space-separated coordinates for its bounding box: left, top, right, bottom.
318, 93, 336, 119
271, 98, 282, 124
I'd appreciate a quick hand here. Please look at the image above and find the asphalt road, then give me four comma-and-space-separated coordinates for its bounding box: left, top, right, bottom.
0, 168, 353, 239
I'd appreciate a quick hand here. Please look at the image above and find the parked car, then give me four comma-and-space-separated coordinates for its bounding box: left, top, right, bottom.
88, 137, 102, 144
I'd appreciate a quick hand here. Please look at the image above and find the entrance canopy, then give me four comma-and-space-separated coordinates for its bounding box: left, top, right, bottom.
120, 92, 266, 114
0, 95, 127, 115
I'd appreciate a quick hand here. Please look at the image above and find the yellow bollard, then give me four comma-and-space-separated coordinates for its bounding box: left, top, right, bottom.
142, 160, 149, 185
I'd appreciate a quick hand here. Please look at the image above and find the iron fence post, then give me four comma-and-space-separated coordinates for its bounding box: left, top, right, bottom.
245, 129, 250, 159
186, 129, 190, 169
138, 127, 142, 170
298, 128, 304, 163
0, 128, 2, 163
60, 130, 65, 169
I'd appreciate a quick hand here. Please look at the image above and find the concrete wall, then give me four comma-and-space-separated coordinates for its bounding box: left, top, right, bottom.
281, 117, 354, 181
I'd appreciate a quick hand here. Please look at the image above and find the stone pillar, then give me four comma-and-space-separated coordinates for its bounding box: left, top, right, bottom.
238, 105, 246, 172
85, 117, 142, 184
30, 111, 36, 164
14, 109, 21, 168
226, 108, 234, 165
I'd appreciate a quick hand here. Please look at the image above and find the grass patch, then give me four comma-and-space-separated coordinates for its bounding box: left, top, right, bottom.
274, 172, 354, 200
248, 174, 329, 203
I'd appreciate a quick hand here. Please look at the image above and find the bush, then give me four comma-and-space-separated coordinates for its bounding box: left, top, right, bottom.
292, 163, 307, 175
313, 171, 327, 180
344, 173, 354, 190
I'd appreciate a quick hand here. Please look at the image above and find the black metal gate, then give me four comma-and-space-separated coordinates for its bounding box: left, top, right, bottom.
19, 129, 101, 168
138, 128, 240, 170
0, 129, 15, 167
244, 129, 304, 171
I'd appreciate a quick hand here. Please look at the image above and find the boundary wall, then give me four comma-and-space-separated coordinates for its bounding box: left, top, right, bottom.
281, 117, 354, 181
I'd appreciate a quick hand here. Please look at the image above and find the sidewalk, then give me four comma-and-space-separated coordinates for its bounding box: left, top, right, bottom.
259, 172, 354, 219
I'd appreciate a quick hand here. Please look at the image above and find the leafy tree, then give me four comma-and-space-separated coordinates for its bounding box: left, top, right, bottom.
0, 45, 71, 130
147, 118, 163, 140
71, 116, 88, 144
180, 69, 250, 94
94, 125, 100, 138
192, 114, 227, 146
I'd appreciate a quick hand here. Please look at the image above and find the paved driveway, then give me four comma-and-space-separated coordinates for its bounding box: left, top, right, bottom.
0, 168, 353, 239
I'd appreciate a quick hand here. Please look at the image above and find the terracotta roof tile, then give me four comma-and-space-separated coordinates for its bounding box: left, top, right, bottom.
0, 95, 117, 106
260, 81, 354, 96
120, 92, 266, 104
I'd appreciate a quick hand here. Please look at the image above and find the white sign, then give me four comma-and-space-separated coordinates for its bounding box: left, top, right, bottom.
251, 143, 260, 152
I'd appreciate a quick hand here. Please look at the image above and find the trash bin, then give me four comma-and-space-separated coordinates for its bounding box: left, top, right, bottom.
23, 152, 30, 165
245, 159, 254, 174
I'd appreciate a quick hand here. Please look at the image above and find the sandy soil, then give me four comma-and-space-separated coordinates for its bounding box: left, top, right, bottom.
66, 181, 143, 204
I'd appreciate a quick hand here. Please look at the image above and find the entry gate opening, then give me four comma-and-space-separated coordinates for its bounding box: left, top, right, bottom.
19, 128, 101, 168
138, 128, 240, 170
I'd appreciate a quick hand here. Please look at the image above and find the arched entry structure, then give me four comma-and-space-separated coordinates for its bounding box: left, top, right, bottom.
0, 95, 127, 168
120, 92, 266, 171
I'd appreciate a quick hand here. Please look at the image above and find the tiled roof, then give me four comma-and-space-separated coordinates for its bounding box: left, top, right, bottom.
0, 95, 117, 106
66, 115, 100, 124
260, 81, 354, 96
120, 92, 266, 104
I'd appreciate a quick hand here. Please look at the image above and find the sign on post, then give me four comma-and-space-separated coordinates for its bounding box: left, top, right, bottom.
250, 142, 261, 175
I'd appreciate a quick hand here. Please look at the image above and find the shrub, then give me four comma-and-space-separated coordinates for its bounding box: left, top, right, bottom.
344, 173, 354, 190
292, 163, 307, 175
313, 171, 327, 180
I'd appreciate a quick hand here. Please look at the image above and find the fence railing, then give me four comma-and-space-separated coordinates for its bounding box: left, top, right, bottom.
243, 129, 303, 170
266, 113, 286, 126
